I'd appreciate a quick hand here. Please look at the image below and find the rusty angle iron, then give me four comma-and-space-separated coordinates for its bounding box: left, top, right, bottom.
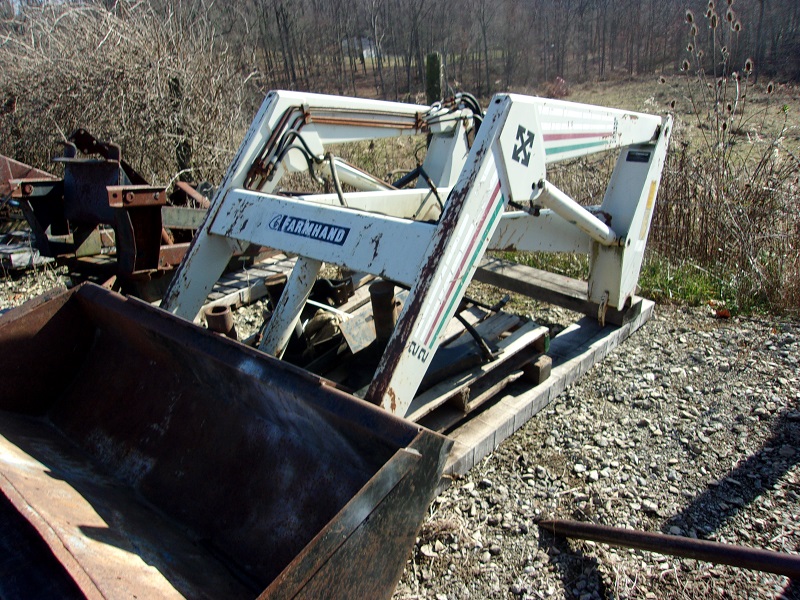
0, 283, 452, 599
539, 519, 800, 580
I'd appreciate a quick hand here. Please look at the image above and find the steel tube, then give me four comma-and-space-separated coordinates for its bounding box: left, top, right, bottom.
538, 182, 619, 246
204, 304, 237, 340
329, 158, 395, 192
538, 519, 800, 579
370, 280, 397, 344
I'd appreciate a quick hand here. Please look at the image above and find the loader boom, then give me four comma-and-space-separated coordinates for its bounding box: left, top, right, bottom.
162, 91, 672, 417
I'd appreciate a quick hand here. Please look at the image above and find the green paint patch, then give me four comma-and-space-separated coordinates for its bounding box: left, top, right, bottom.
545, 140, 607, 156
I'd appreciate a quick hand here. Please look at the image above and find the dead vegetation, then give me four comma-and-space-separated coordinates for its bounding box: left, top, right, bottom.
2, 3, 799, 315
651, 9, 800, 314
0, 1, 260, 184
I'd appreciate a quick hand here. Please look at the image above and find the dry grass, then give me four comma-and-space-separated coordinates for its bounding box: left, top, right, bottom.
532, 73, 800, 314
0, 2, 260, 185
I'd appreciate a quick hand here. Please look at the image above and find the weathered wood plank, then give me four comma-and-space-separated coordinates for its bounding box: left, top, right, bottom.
475, 256, 586, 300
475, 256, 639, 326
436, 299, 655, 477
199, 255, 296, 320
405, 321, 549, 423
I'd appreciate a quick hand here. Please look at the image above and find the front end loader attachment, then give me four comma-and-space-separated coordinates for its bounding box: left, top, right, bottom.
0, 283, 451, 599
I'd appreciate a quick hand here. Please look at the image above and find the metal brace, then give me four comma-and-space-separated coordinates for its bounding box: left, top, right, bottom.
598, 290, 609, 327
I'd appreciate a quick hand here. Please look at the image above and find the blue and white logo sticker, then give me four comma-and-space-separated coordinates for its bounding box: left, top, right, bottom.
269, 214, 350, 245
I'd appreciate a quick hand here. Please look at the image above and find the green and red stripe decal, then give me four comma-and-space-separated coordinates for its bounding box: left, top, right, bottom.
422, 181, 505, 349
544, 131, 613, 156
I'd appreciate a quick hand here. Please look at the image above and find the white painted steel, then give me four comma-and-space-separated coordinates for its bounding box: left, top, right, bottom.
161, 89, 671, 418
289, 187, 447, 221
538, 182, 620, 246
211, 189, 435, 286
327, 159, 394, 191
536, 97, 661, 163
489, 210, 593, 254
588, 117, 673, 308
259, 256, 321, 357
419, 114, 472, 188
366, 96, 514, 416
162, 91, 464, 321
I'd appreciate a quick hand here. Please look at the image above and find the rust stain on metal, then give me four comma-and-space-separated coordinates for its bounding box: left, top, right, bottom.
107, 185, 167, 208
175, 181, 210, 209
0, 154, 58, 197
0, 283, 452, 599
366, 147, 484, 405
539, 519, 800, 580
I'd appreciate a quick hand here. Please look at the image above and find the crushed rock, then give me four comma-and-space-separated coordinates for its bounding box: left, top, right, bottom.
394, 305, 800, 600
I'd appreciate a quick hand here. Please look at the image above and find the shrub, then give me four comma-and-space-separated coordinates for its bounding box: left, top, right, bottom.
0, 1, 261, 185
650, 4, 800, 313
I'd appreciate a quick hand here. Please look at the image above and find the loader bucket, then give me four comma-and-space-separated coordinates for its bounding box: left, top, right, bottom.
0, 283, 451, 599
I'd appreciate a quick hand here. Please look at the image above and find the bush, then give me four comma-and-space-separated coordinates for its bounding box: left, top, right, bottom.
650, 6, 800, 314
0, 1, 261, 185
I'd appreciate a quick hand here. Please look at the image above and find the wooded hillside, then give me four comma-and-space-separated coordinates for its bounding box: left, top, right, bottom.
159, 0, 798, 98
4, 0, 797, 100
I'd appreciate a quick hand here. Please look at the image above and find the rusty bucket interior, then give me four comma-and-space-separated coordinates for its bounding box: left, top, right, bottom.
0, 283, 451, 599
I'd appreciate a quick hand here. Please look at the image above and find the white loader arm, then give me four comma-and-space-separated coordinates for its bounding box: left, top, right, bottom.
366, 95, 670, 414
161, 91, 472, 321
161, 90, 671, 418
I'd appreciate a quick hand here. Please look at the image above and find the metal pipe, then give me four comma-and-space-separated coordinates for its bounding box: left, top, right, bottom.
328, 158, 395, 192
538, 519, 800, 580
204, 304, 237, 340
538, 182, 619, 246
369, 280, 397, 345
305, 115, 420, 130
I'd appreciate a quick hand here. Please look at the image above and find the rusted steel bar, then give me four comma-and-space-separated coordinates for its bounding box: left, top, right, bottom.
0, 154, 58, 197
204, 303, 237, 340
175, 181, 211, 209
538, 519, 800, 580
369, 280, 397, 345
306, 114, 421, 130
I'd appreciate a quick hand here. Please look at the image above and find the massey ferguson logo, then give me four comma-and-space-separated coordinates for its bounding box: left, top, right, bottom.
511, 125, 535, 167
268, 214, 350, 246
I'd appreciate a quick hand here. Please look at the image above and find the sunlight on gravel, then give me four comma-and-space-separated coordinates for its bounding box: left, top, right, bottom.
0, 265, 69, 312
393, 306, 800, 600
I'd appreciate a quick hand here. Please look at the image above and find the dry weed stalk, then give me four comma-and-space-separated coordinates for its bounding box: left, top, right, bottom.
0, 1, 260, 185
651, 1, 800, 313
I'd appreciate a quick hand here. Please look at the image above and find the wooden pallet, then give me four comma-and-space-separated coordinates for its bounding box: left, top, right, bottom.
428, 297, 653, 480
199, 254, 297, 320
201, 255, 655, 484
475, 256, 635, 326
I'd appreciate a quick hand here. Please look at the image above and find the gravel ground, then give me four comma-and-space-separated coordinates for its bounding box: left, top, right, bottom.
393, 304, 800, 600
1, 266, 798, 599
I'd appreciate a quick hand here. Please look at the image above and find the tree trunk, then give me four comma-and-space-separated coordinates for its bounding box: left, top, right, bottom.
755, 0, 767, 82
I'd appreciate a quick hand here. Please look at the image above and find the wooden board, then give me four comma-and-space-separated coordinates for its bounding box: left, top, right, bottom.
198, 254, 297, 320
475, 256, 636, 326
405, 319, 549, 423
424, 297, 653, 479
0, 232, 53, 270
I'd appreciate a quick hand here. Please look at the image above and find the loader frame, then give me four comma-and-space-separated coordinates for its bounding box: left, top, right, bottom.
163, 90, 672, 419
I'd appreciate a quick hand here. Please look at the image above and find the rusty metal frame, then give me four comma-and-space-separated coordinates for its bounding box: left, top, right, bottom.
0, 283, 452, 598
1, 131, 202, 288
